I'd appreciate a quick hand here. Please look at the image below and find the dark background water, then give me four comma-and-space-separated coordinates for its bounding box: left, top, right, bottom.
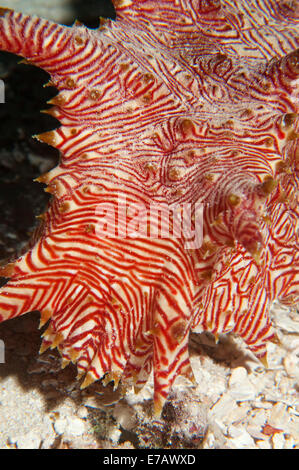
0, 0, 115, 265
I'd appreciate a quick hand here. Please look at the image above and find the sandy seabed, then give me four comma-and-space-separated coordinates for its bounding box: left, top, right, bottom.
0, 0, 298, 450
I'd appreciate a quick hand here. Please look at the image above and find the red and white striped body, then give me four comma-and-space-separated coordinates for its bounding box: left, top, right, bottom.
0, 0, 298, 414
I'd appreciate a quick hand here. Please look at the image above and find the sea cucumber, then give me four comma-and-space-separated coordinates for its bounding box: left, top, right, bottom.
0, 0, 298, 415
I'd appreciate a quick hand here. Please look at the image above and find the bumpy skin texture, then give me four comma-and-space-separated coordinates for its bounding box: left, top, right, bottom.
0, 0, 298, 414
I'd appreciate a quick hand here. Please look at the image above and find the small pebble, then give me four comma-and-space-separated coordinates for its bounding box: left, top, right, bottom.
54, 417, 68, 435
256, 439, 272, 449
113, 403, 136, 431
67, 417, 86, 437
54, 416, 86, 437
16, 432, 42, 449
109, 427, 121, 444
283, 354, 298, 378
227, 426, 255, 449
77, 406, 89, 419
209, 393, 238, 421
272, 432, 285, 449
228, 367, 256, 401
